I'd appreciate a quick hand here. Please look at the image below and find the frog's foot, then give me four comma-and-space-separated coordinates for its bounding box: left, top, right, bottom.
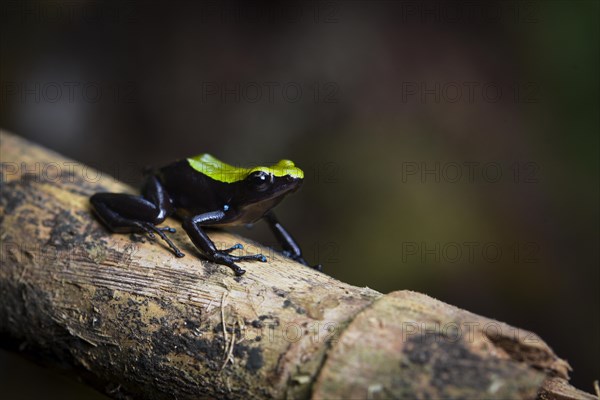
211, 251, 267, 276
311, 264, 324, 272
282, 251, 323, 272
135, 221, 185, 258
300, 260, 323, 272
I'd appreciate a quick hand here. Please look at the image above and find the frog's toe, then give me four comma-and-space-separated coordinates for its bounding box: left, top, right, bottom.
231, 254, 267, 262
222, 243, 244, 253
232, 265, 246, 276
138, 221, 184, 258
136, 221, 157, 238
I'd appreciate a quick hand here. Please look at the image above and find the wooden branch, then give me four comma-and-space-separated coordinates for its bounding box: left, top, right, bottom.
0, 130, 594, 400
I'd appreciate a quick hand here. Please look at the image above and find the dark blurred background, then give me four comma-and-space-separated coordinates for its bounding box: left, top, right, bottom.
1, 0, 598, 398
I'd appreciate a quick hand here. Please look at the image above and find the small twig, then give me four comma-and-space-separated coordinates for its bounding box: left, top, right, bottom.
220, 320, 237, 371
219, 291, 238, 372
220, 291, 228, 352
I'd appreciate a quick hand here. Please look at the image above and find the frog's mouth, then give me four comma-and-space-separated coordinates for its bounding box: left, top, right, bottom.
280, 175, 303, 193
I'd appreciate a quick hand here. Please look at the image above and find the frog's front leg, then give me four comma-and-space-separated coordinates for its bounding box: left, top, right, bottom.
182, 211, 267, 276
263, 211, 323, 271
90, 176, 183, 257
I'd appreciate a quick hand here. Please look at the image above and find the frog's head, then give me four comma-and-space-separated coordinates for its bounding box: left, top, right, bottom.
186, 154, 304, 219
240, 160, 304, 205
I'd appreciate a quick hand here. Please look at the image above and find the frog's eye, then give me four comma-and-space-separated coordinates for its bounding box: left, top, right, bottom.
248, 170, 272, 191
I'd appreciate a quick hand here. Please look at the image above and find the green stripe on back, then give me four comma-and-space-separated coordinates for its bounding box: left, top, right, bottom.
187, 154, 304, 183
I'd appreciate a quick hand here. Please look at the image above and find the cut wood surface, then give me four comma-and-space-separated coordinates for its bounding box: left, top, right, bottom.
0, 130, 595, 399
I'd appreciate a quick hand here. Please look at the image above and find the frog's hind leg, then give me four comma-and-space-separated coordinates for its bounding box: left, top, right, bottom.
90, 177, 184, 257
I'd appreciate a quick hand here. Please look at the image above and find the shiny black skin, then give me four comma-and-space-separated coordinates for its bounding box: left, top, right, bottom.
90, 159, 321, 276
158, 160, 299, 225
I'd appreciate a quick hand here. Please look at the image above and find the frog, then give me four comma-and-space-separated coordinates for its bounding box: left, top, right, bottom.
90, 153, 321, 276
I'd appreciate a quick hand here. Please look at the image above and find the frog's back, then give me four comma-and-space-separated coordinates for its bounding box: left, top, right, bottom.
157, 158, 233, 215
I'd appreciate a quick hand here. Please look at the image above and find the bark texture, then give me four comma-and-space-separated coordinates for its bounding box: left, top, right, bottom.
0, 130, 594, 400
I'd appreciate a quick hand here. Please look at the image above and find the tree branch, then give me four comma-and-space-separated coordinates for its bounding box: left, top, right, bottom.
0, 130, 594, 399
